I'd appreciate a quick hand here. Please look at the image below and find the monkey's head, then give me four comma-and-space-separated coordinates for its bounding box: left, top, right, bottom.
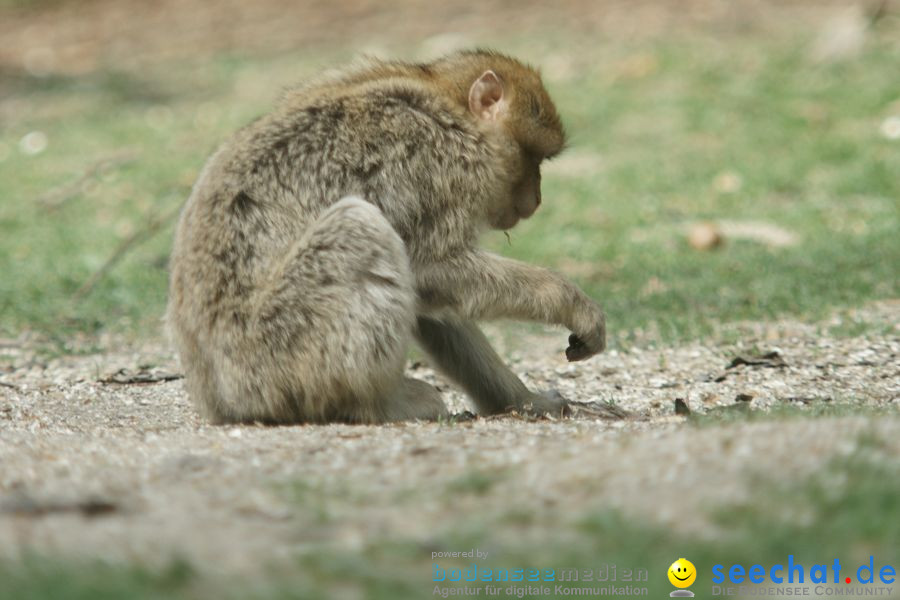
434, 50, 566, 230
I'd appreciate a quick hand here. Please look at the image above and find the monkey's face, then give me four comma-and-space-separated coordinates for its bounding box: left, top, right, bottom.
461, 56, 565, 230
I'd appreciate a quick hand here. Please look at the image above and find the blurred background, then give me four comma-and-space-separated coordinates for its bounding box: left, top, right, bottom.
1, 0, 897, 348
1, 2, 899, 598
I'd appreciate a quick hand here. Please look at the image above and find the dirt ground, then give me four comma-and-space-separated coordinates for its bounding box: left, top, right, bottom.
1, 302, 897, 574
1, 0, 898, 579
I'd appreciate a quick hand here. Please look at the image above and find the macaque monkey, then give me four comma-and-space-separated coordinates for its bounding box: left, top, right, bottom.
167, 50, 606, 424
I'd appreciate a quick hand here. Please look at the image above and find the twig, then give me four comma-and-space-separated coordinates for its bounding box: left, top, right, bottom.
38, 150, 140, 210
73, 204, 181, 301
572, 401, 632, 420
1, 494, 119, 518
100, 368, 183, 385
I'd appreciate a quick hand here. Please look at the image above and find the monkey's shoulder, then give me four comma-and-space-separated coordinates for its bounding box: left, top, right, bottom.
277, 77, 479, 145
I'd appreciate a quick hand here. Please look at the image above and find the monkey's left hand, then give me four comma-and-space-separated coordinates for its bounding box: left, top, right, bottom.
566, 329, 608, 361
565, 300, 606, 361
565, 333, 594, 361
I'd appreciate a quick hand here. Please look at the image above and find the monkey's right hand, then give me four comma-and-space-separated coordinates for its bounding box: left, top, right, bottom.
518, 389, 572, 418
566, 305, 606, 362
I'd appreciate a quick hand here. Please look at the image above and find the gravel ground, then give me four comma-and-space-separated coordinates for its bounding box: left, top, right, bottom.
0, 302, 898, 575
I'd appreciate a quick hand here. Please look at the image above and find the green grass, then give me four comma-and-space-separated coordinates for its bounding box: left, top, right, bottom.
687, 401, 898, 426
2, 430, 897, 599
0, 558, 196, 600
1, 24, 898, 345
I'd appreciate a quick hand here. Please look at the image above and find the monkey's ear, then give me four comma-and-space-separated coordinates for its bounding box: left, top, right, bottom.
468, 70, 507, 121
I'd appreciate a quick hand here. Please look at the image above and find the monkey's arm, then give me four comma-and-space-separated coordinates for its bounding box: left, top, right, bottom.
416, 250, 606, 360
416, 316, 547, 414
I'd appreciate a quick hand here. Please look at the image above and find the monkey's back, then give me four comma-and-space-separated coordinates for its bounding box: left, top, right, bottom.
168, 68, 500, 346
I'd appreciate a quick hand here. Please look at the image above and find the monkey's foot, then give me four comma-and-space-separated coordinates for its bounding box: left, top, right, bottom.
380, 377, 450, 422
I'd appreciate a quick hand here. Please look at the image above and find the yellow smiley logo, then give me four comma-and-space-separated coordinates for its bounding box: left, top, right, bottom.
668, 558, 697, 588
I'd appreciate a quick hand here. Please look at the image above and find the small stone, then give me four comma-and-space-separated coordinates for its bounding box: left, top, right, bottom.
713, 171, 742, 194
881, 116, 900, 140
19, 131, 48, 156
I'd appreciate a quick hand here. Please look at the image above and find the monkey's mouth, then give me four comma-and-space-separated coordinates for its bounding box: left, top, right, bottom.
492, 202, 537, 230
493, 212, 521, 230
518, 206, 537, 219
514, 193, 541, 220
516, 202, 539, 220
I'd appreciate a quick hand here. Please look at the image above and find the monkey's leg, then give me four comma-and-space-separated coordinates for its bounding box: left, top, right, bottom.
378, 376, 450, 422
415, 316, 568, 417
244, 196, 446, 424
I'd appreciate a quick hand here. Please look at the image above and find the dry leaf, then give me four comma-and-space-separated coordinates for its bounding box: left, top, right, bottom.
687, 222, 723, 250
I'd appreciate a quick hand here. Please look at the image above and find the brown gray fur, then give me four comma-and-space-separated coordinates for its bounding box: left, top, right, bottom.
167, 49, 606, 424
